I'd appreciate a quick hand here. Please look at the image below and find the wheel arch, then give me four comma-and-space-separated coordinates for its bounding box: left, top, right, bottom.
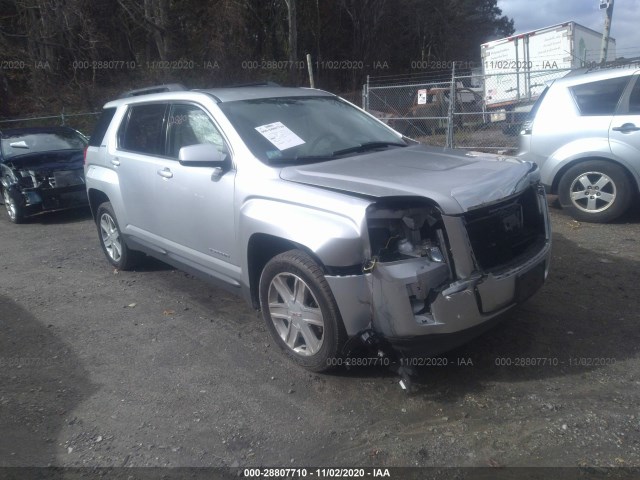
246, 233, 326, 309
550, 156, 639, 196
87, 188, 110, 221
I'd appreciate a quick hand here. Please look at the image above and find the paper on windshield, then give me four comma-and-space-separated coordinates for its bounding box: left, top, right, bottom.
255, 122, 305, 150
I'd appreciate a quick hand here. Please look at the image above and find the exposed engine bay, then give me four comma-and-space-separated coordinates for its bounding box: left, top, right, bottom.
364, 198, 453, 327
366, 198, 448, 265
12, 166, 84, 189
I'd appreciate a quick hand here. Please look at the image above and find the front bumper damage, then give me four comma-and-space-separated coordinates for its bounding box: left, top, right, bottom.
2, 168, 88, 217
11, 184, 88, 216
325, 185, 551, 357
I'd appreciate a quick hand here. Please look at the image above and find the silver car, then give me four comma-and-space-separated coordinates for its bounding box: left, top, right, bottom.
85, 84, 551, 372
519, 65, 640, 223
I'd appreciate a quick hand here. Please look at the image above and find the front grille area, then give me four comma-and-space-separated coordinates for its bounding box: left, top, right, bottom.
464, 186, 546, 272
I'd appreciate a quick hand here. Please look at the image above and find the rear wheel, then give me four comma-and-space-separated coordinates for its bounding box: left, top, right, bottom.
96, 201, 141, 270
558, 160, 632, 223
2, 187, 25, 224
259, 250, 347, 372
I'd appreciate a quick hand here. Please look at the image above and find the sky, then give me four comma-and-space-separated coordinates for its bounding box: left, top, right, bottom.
497, 0, 640, 59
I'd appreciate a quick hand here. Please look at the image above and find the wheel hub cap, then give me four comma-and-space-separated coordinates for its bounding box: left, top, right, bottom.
569, 171, 616, 213
267, 273, 325, 356
3, 190, 16, 220
100, 213, 122, 262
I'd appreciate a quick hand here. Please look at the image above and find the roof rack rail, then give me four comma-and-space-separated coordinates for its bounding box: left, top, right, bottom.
223, 81, 281, 88
120, 83, 188, 98
584, 56, 640, 73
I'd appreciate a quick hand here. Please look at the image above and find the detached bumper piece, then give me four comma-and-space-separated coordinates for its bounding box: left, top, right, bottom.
40, 184, 89, 210
20, 184, 88, 216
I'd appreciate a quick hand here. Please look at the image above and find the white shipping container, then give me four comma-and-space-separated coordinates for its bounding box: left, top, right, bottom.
481, 22, 616, 109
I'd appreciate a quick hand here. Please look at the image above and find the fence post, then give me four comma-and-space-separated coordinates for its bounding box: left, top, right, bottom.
364, 75, 370, 111
446, 63, 456, 148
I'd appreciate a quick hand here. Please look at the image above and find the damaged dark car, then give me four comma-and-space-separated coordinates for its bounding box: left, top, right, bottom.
0, 126, 89, 223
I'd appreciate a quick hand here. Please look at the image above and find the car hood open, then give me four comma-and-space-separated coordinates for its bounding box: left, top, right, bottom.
280, 145, 538, 214
4, 149, 84, 171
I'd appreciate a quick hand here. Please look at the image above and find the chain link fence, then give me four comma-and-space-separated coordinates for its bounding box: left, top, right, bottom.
0, 111, 101, 135
363, 67, 571, 153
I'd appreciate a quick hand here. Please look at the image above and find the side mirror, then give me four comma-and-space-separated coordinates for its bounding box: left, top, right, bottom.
178, 143, 226, 165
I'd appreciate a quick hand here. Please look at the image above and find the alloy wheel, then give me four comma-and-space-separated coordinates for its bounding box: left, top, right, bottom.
100, 212, 122, 262
3, 189, 16, 221
267, 272, 325, 356
569, 171, 616, 213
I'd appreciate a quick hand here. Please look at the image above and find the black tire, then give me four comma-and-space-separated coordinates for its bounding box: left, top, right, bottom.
259, 249, 348, 372
95, 201, 141, 270
558, 160, 632, 223
2, 186, 25, 224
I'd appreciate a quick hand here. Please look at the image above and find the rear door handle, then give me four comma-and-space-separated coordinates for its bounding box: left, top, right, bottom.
612, 123, 640, 133
157, 168, 173, 179
110, 158, 121, 166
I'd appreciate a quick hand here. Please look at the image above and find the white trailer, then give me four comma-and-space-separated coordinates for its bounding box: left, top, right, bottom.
481, 22, 616, 131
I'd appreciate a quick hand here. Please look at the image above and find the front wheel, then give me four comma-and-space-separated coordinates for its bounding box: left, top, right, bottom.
259, 250, 347, 372
558, 160, 633, 223
2, 187, 25, 224
96, 201, 141, 270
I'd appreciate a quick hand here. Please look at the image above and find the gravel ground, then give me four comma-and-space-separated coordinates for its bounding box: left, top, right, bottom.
0, 201, 639, 473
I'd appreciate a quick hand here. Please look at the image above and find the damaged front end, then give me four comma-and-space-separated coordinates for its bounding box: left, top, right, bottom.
325, 182, 551, 358
2, 162, 88, 217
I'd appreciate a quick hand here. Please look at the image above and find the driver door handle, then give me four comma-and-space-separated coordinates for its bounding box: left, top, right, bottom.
157, 168, 173, 179
612, 123, 640, 133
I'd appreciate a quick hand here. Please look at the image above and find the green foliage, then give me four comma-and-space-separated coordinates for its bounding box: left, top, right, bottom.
0, 0, 514, 115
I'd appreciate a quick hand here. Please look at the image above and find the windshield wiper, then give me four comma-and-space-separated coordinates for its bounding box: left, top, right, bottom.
271, 141, 408, 165
331, 141, 407, 157
269, 155, 333, 165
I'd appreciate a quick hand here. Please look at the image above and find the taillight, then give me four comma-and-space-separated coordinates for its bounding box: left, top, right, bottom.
83, 146, 88, 165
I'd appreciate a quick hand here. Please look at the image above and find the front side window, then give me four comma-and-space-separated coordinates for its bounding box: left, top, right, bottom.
570, 76, 630, 116
119, 103, 167, 155
167, 104, 226, 158
218, 96, 406, 165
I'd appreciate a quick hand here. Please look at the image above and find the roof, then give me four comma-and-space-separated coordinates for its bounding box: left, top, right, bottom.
104, 86, 334, 108
556, 64, 639, 86
199, 86, 332, 102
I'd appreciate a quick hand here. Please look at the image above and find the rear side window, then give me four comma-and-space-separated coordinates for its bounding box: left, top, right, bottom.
119, 103, 167, 155
570, 77, 629, 116
628, 78, 640, 114
89, 107, 116, 147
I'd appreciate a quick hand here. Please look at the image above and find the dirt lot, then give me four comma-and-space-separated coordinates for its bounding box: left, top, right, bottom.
1, 201, 639, 473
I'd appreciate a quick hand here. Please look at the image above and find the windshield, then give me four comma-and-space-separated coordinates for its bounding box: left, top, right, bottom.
1, 130, 87, 160
218, 96, 407, 164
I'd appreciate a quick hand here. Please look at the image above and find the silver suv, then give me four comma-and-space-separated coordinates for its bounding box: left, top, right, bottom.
519, 65, 640, 223
85, 84, 551, 372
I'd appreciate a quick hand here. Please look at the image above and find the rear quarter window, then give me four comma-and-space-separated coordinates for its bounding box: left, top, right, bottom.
570, 76, 630, 116
628, 77, 640, 114
89, 107, 117, 147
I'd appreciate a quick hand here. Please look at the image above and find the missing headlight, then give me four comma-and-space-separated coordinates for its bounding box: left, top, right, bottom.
366, 198, 447, 263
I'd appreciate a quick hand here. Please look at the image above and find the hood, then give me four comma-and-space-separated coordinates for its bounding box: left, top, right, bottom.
279, 145, 537, 214
4, 149, 84, 171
